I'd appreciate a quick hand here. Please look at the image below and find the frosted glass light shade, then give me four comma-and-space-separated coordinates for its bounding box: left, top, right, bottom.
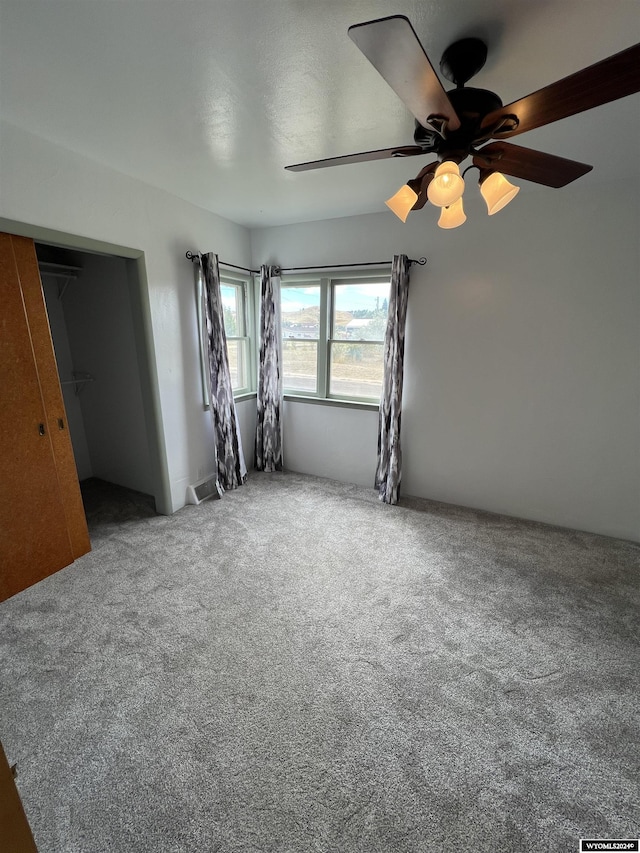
427, 161, 465, 207
437, 197, 466, 229
480, 171, 520, 215
385, 184, 418, 222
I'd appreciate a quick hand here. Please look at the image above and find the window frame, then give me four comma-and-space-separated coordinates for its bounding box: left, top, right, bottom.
280, 269, 390, 406
196, 267, 257, 407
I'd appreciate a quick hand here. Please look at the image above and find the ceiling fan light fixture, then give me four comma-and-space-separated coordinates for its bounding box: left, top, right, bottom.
385, 183, 419, 222
480, 171, 520, 215
427, 161, 465, 207
437, 197, 466, 229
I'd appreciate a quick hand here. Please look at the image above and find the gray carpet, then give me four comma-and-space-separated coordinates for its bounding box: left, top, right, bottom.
1, 472, 639, 853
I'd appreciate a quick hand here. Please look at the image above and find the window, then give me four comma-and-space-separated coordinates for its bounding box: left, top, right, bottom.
196, 269, 256, 405
280, 272, 390, 404
220, 279, 251, 393
281, 283, 321, 394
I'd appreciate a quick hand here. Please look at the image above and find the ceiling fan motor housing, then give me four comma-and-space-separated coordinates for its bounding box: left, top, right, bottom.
414, 38, 503, 161
415, 86, 503, 160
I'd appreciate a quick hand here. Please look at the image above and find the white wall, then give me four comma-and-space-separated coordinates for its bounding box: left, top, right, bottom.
251, 178, 640, 541
0, 119, 254, 512
283, 402, 379, 487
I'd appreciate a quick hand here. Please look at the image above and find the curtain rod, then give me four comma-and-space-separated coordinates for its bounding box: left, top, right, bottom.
186, 252, 427, 273
275, 258, 426, 273
185, 252, 258, 275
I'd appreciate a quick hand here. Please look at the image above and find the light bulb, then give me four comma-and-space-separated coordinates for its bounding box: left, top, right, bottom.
427, 161, 465, 207
385, 184, 419, 222
437, 197, 466, 229
480, 172, 520, 215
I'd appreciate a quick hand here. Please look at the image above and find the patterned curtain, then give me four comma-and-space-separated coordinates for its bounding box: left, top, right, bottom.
375, 254, 411, 504
255, 264, 283, 472
199, 252, 247, 495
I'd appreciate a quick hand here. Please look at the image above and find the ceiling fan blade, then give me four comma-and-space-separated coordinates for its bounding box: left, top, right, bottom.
409, 161, 439, 209
348, 15, 460, 132
481, 41, 640, 138
285, 145, 426, 172
473, 142, 592, 187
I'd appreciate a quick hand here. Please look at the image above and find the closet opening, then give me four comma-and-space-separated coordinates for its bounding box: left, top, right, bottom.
23, 232, 171, 529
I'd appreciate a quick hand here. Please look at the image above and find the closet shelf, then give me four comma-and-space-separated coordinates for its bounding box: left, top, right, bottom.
60, 372, 94, 395
38, 261, 82, 300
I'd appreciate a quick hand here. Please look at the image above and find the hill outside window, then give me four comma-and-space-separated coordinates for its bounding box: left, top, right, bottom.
280, 271, 390, 404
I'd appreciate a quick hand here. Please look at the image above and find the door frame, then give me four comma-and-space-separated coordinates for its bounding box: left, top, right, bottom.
0, 217, 172, 515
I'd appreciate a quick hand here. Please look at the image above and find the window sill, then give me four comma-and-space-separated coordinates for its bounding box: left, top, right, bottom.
202, 391, 257, 411
283, 394, 379, 412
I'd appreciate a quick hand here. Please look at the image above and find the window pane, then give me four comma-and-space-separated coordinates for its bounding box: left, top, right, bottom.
283, 340, 317, 392
281, 286, 320, 339
221, 284, 244, 336
333, 283, 389, 341
226, 339, 247, 390
226, 339, 240, 389
329, 342, 384, 399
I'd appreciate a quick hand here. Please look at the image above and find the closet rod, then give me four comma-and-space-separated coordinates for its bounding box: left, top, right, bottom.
185, 252, 427, 274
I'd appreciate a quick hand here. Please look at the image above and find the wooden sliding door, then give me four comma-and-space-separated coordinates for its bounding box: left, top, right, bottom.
0, 232, 90, 602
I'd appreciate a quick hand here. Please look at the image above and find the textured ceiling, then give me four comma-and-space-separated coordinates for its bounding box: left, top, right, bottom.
1, 0, 639, 228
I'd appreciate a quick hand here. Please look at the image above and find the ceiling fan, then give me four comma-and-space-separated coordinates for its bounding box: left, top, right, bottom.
285, 16, 640, 227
